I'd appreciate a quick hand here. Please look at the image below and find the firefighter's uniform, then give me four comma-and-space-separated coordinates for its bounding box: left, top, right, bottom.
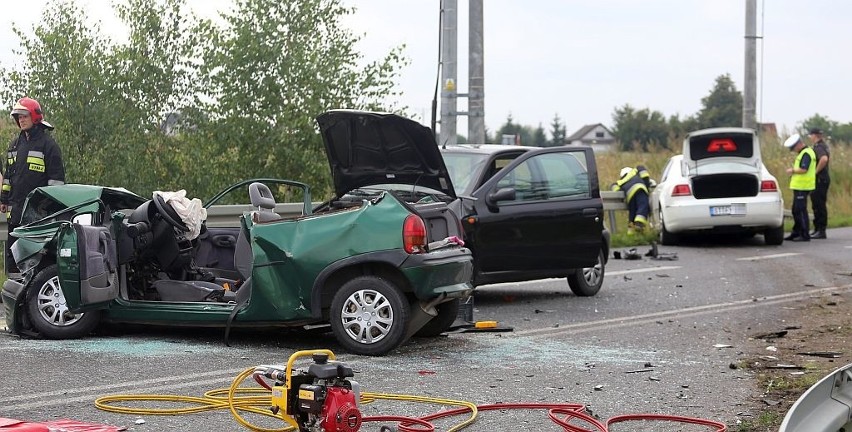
3, 98, 66, 273
612, 165, 652, 233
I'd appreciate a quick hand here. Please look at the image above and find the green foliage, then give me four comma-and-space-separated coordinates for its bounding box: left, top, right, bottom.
495, 114, 534, 146
611, 104, 669, 151
0, 0, 406, 201
694, 73, 743, 128
532, 123, 547, 147
800, 113, 852, 142
548, 114, 566, 146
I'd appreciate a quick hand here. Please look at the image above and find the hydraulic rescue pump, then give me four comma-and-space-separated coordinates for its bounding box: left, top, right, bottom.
268, 350, 362, 432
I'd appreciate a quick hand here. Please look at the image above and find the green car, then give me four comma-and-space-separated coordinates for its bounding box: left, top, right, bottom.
1, 110, 474, 356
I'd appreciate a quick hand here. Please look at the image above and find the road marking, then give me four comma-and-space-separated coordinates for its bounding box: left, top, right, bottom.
2, 374, 246, 412
736, 252, 801, 261
512, 283, 852, 339
608, 266, 680, 276
487, 266, 681, 288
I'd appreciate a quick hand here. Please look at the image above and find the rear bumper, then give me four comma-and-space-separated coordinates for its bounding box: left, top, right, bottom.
663, 197, 784, 233
401, 247, 474, 300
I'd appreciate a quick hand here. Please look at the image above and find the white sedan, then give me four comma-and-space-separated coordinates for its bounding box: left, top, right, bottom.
650, 127, 785, 245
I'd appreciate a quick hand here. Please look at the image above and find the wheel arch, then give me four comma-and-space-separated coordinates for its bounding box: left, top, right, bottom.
311, 251, 413, 320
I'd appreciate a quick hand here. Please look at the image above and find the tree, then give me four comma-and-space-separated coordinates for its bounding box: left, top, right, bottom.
532, 123, 547, 147
0, 0, 407, 200
193, 0, 407, 198
694, 74, 743, 129
801, 113, 852, 143
549, 114, 566, 147
495, 114, 533, 146
611, 104, 669, 151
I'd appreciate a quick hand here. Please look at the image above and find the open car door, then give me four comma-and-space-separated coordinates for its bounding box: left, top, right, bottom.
466, 146, 603, 277
59, 221, 119, 312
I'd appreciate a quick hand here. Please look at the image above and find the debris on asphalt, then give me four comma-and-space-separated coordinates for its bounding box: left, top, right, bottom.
713, 344, 734, 348
593, 384, 604, 391
752, 330, 788, 340
765, 364, 804, 370
625, 368, 654, 374
645, 243, 679, 260
766, 346, 778, 352
797, 351, 843, 358
649, 376, 661, 381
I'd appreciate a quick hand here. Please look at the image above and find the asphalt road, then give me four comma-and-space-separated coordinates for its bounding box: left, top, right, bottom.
1, 227, 851, 431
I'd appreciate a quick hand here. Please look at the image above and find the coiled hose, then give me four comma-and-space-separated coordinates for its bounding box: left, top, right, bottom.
95, 366, 726, 431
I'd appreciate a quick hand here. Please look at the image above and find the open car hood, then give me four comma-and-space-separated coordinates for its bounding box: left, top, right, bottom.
316, 110, 456, 199
682, 127, 761, 176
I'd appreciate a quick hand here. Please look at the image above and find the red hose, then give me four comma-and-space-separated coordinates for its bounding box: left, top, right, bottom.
362, 402, 726, 432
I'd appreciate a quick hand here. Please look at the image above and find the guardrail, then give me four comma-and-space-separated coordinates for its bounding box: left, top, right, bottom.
0, 196, 632, 241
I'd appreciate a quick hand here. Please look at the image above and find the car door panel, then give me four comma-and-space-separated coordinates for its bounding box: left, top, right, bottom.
60, 223, 119, 312
468, 147, 603, 276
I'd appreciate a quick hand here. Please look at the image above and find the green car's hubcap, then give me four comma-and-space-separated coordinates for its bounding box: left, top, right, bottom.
36, 276, 83, 326
340, 289, 394, 344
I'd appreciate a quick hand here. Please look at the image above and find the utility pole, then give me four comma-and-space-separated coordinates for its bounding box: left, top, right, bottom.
438, 0, 458, 147
468, 0, 485, 143
743, 0, 758, 130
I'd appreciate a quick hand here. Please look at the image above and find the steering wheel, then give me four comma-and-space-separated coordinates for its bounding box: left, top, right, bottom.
153, 194, 189, 231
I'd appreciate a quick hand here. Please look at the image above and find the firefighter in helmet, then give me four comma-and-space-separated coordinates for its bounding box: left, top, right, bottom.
2, 97, 66, 273
611, 165, 654, 234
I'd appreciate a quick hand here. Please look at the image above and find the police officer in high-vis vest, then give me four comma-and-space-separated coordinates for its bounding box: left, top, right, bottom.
2, 97, 66, 273
782, 133, 816, 242
612, 165, 654, 234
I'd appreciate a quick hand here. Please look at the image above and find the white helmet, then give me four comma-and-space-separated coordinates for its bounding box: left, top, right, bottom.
620, 167, 633, 178
783, 134, 801, 148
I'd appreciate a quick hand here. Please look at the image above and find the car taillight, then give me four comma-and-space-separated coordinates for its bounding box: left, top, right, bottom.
403, 214, 427, 254
671, 184, 692, 197
760, 180, 778, 192
707, 138, 737, 153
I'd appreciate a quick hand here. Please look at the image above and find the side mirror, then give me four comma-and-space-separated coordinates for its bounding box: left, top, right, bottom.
486, 187, 516, 208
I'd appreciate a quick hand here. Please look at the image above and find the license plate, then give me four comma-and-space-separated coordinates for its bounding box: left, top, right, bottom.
710, 203, 746, 216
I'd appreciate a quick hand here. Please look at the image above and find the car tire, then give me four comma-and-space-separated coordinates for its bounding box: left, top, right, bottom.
567, 250, 605, 297
414, 298, 460, 337
659, 207, 679, 246
26, 264, 101, 339
764, 225, 784, 245
330, 276, 410, 356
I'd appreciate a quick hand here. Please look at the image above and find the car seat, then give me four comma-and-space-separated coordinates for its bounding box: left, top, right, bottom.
248, 182, 281, 223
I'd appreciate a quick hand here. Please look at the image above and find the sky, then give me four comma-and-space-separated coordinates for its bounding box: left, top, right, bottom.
2, 0, 851, 138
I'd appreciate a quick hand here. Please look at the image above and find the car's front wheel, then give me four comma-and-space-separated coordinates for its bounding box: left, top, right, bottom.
330, 276, 410, 356
26, 264, 101, 339
567, 250, 605, 296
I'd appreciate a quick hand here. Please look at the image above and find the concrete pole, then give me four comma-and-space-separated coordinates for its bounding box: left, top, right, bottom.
743, 0, 758, 130
468, 0, 485, 143
438, 0, 458, 146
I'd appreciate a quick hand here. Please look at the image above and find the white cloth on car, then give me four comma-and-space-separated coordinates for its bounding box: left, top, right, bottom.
153, 190, 207, 240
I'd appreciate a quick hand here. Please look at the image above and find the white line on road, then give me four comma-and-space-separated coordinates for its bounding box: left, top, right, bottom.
608, 266, 681, 276
736, 252, 801, 261
512, 283, 852, 339
486, 266, 682, 288
0, 367, 247, 405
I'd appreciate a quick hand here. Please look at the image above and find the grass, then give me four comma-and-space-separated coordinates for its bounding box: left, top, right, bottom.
597, 134, 851, 248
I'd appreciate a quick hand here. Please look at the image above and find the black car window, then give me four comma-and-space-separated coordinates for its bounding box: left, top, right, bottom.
496, 159, 536, 201
495, 152, 590, 203
537, 152, 591, 199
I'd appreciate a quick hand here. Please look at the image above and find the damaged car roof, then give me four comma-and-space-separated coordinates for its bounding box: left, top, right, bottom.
316, 110, 456, 199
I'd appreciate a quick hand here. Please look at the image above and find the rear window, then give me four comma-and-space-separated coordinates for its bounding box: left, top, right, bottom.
689, 133, 754, 160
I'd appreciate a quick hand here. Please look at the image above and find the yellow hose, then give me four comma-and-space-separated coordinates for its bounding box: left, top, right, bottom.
95, 349, 479, 431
